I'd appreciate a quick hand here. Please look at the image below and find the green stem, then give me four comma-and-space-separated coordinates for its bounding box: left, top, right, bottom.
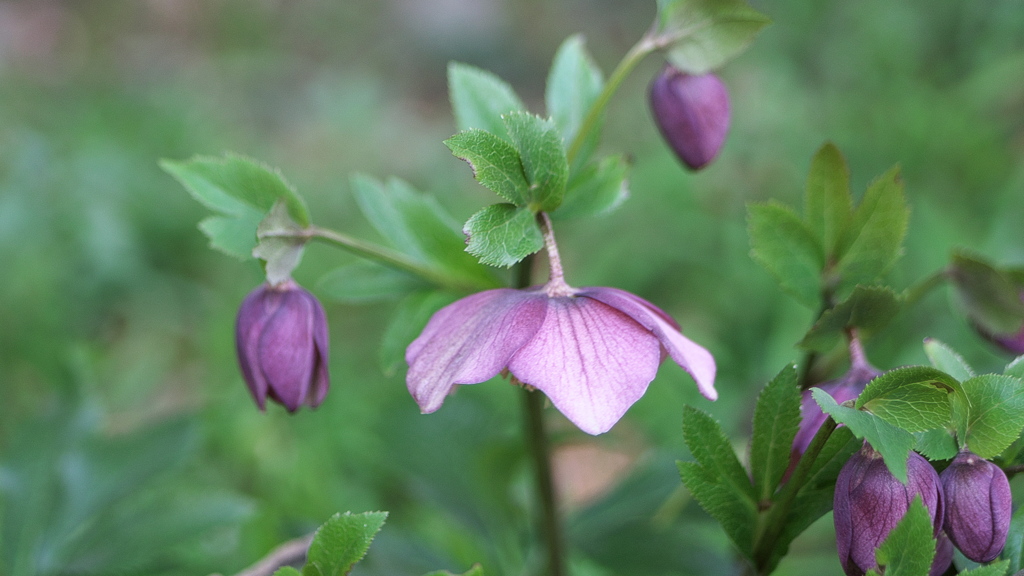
566, 35, 659, 164
522, 387, 565, 576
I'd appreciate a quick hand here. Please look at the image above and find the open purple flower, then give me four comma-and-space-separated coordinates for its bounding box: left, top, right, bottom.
405, 216, 716, 435
236, 280, 330, 412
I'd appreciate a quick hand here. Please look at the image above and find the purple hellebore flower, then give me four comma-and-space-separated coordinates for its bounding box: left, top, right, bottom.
940, 450, 1012, 563
649, 65, 731, 171
833, 444, 943, 576
405, 282, 716, 435
236, 280, 330, 412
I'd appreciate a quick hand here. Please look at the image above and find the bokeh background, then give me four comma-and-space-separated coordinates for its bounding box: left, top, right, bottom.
2, 1, 1023, 575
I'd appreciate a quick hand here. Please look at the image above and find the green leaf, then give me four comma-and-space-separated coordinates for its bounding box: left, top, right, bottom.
503, 111, 569, 212
448, 62, 526, 142
305, 511, 387, 576
1004, 505, 1024, 575
316, 261, 424, 303
873, 498, 935, 576
546, 34, 604, 147
856, 366, 962, 409
834, 166, 909, 290
678, 406, 758, 555
861, 382, 951, 434
252, 201, 307, 284
445, 129, 530, 206
463, 204, 544, 268
913, 428, 958, 460
923, 338, 975, 382
800, 286, 903, 351
274, 568, 304, 576
1006, 355, 1024, 379
958, 560, 1010, 576
379, 290, 457, 376
554, 155, 629, 219
949, 251, 1024, 335
813, 389, 915, 482
804, 142, 852, 258
161, 154, 310, 259
956, 374, 1024, 459
655, 0, 771, 75
351, 175, 500, 288
748, 201, 824, 308
750, 365, 802, 500
422, 566, 485, 576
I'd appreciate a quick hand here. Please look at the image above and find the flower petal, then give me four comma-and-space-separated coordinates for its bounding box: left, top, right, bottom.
580, 287, 717, 400
236, 286, 273, 409
406, 289, 547, 414
308, 290, 331, 408
507, 296, 661, 435
258, 288, 317, 412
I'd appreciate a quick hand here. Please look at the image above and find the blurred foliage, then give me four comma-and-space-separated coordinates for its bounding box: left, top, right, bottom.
1, 0, 1023, 575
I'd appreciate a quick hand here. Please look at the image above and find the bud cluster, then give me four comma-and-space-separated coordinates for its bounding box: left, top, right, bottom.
832, 444, 1011, 576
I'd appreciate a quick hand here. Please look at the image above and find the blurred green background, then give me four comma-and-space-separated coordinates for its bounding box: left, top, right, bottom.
1, 1, 1023, 575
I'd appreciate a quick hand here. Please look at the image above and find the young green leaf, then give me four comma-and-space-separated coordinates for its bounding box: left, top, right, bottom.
546, 34, 604, 148
813, 389, 915, 482
957, 560, 1010, 576
1006, 355, 1024, 379
444, 129, 530, 206
750, 364, 802, 500
955, 374, 1024, 459
448, 62, 526, 142
304, 511, 388, 576
554, 155, 629, 219
913, 428, 958, 461
804, 142, 852, 258
923, 338, 975, 382
655, 0, 771, 75
379, 290, 457, 376
197, 213, 265, 259
800, 286, 903, 351
873, 498, 935, 576
463, 204, 544, 268
856, 366, 962, 409
679, 405, 758, 555
316, 261, 425, 303
748, 201, 825, 308
949, 251, 1024, 335
834, 166, 909, 291
253, 201, 306, 284
503, 112, 569, 212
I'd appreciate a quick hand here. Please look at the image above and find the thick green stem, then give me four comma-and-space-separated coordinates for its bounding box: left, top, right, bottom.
566, 35, 658, 164
522, 387, 566, 576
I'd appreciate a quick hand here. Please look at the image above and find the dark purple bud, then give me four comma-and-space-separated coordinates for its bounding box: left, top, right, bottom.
940, 450, 1011, 563
235, 280, 330, 412
649, 65, 730, 170
834, 445, 943, 576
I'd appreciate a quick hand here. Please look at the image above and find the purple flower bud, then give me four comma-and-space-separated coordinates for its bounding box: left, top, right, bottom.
833, 445, 943, 576
235, 280, 330, 412
649, 65, 730, 170
940, 450, 1011, 563
793, 363, 880, 456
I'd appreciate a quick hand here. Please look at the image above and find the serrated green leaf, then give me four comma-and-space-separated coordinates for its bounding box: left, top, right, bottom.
956, 374, 1024, 459
804, 142, 852, 258
959, 560, 1010, 576
655, 0, 771, 74
748, 201, 824, 308
422, 565, 485, 576
800, 286, 903, 351
546, 34, 604, 148
679, 406, 757, 555
379, 290, 457, 376
861, 383, 951, 434
813, 389, 915, 482
445, 129, 530, 205
834, 166, 909, 291
554, 155, 629, 219
856, 366, 962, 409
750, 365, 802, 500
253, 201, 306, 284
503, 112, 569, 212
873, 498, 935, 576
448, 62, 526, 142
274, 568, 304, 576
463, 204, 544, 267
162, 154, 310, 259
1007, 356, 1024, 379
949, 251, 1024, 335
316, 261, 424, 303
351, 175, 500, 288
913, 428, 958, 460
923, 338, 975, 382
305, 511, 387, 576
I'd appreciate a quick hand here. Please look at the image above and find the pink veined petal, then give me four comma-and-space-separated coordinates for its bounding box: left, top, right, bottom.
580, 287, 717, 401
406, 289, 547, 414
507, 296, 662, 435
259, 289, 316, 412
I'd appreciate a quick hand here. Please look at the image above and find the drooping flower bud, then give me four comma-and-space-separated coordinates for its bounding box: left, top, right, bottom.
940, 450, 1011, 563
236, 280, 330, 412
649, 65, 730, 170
833, 445, 943, 576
